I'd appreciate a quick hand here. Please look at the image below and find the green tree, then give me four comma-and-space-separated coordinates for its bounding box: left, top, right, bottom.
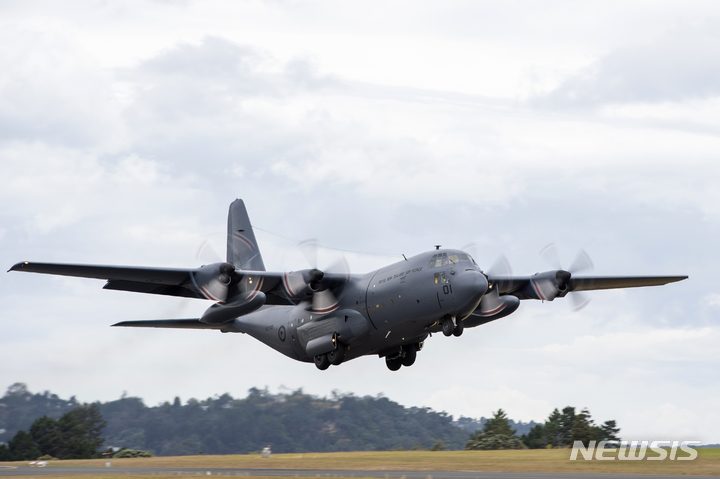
465, 432, 527, 450
520, 424, 546, 449
429, 440, 447, 451
482, 409, 516, 437
465, 409, 526, 450
558, 406, 576, 447
56, 405, 107, 459
0, 443, 13, 461
74, 404, 106, 452
598, 420, 621, 444
542, 408, 561, 447
570, 408, 595, 447
8, 430, 40, 461
29, 416, 62, 458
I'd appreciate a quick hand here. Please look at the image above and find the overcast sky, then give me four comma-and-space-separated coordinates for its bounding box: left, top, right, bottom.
1, 0, 719, 444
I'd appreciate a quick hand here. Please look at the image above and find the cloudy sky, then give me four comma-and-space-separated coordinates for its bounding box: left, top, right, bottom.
1, 0, 719, 444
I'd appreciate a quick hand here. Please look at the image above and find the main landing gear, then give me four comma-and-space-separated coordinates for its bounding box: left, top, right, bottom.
442, 316, 464, 337
314, 344, 346, 370
385, 343, 421, 371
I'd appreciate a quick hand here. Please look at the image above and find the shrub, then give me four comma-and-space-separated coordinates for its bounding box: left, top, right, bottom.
465, 433, 528, 450
113, 448, 154, 458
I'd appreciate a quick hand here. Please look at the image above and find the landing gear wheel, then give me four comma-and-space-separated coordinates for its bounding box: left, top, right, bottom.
386, 356, 402, 371
401, 345, 417, 367
453, 320, 464, 337
327, 346, 345, 366
314, 354, 330, 370
442, 318, 454, 337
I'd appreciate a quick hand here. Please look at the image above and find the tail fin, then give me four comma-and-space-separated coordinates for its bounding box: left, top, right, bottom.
227, 199, 266, 271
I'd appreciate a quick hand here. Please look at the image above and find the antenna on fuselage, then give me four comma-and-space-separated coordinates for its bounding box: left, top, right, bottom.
435, 245, 441, 250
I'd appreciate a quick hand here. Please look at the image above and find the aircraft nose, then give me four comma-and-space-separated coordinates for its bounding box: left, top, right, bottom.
452, 270, 489, 317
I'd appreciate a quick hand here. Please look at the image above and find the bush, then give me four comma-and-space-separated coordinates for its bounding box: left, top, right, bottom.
465, 433, 528, 450
429, 440, 447, 451
113, 448, 154, 458
36, 455, 57, 461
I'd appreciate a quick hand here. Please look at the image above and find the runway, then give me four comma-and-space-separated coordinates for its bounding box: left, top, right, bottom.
0, 466, 711, 479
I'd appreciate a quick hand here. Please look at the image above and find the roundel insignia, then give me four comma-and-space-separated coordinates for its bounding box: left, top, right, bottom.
278, 325, 286, 342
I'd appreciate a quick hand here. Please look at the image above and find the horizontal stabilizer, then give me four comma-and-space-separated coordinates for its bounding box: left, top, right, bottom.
112, 319, 223, 330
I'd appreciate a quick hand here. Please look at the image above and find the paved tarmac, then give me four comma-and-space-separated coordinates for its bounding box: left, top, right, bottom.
0, 466, 711, 479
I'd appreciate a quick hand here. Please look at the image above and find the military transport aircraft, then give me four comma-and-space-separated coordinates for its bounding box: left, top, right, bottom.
9, 199, 687, 371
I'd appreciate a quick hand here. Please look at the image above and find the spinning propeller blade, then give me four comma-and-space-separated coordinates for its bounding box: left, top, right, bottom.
539, 243, 594, 310
190, 262, 236, 303
284, 239, 350, 315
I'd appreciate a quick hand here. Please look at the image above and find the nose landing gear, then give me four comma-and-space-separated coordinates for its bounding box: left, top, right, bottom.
453, 320, 464, 337
442, 316, 464, 337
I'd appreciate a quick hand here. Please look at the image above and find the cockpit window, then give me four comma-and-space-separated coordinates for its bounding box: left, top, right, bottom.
428, 253, 445, 268
429, 252, 476, 268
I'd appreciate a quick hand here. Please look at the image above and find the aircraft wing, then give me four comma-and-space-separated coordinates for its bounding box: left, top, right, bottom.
489, 273, 687, 299
568, 275, 688, 291
8, 261, 191, 282
8, 261, 208, 299
8, 261, 298, 303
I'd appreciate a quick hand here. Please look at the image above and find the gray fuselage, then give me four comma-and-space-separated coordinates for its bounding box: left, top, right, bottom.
229, 249, 488, 363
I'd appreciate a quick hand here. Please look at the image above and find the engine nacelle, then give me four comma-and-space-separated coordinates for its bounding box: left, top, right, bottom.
200, 291, 266, 324
192, 262, 236, 302
522, 270, 571, 301
464, 288, 520, 328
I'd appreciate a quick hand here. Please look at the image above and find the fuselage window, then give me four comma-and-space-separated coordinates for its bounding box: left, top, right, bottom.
428, 254, 438, 269
433, 271, 447, 284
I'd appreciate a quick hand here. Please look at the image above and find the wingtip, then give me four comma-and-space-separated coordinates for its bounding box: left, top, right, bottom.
8, 261, 29, 272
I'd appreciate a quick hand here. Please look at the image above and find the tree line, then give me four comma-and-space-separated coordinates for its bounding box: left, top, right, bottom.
0, 384, 469, 456
0, 404, 105, 461
464, 407, 620, 450
0, 383, 620, 459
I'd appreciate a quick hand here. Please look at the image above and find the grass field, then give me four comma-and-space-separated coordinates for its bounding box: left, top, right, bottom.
1, 449, 718, 477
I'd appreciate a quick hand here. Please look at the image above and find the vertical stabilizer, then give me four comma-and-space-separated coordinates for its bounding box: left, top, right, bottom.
227, 199, 266, 271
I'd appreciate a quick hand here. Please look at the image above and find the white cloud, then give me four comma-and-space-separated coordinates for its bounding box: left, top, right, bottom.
535, 20, 720, 107
1, 0, 719, 445
425, 385, 552, 423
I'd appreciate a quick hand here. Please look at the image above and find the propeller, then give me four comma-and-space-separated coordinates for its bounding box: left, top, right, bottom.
195, 232, 226, 264
539, 243, 594, 311
190, 262, 236, 303
284, 239, 350, 315
487, 254, 515, 294
461, 242, 516, 294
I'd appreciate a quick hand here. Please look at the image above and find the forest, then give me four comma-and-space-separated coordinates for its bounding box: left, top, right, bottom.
0, 383, 617, 458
